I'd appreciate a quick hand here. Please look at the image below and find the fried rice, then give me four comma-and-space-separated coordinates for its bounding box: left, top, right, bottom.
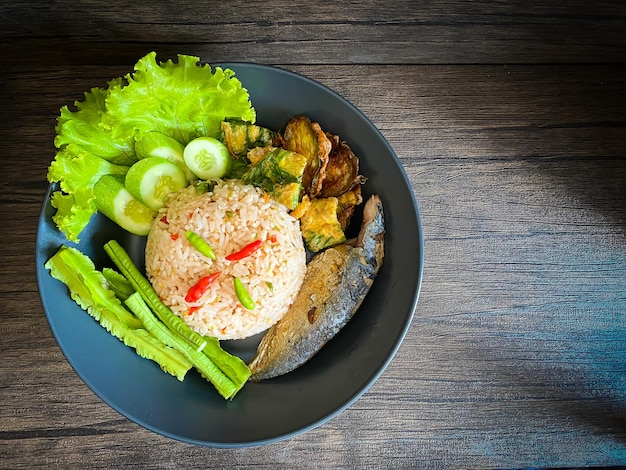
145, 179, 306, 340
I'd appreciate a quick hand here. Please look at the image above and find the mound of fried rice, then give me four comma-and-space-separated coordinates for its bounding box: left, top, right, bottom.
145, 180, 306, 340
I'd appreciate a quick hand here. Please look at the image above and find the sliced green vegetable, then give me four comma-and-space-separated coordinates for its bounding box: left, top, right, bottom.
93, 175, 156, 236
125, 157, 188, 211
46, 245, 142, 329
130, 329, 193, 381
134, 131, 195, 181
183, 137, 233, 180
135, 131, 184, 160
45, 246, 192, 381
125, 292, 246, 399
104, 239, 208, 352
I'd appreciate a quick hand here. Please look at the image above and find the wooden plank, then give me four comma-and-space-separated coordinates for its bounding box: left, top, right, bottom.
1, 1, 626, 66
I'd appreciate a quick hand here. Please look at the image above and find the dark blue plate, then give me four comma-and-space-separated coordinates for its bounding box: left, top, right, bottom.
36, 63, 424, 447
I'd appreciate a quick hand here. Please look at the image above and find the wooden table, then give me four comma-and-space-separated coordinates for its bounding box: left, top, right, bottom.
2, 1, 625, 468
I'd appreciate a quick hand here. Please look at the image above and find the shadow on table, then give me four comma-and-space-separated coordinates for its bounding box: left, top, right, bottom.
467, 329, 626, 446
511, 359, 626, 444
527, 154, 626, 230
521, 65, 626, 228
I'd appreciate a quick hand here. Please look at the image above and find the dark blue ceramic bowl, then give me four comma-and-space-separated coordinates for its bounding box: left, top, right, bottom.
36, 63, 424, 447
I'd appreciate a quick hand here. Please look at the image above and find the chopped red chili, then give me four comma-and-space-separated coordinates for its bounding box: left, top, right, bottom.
171, 233, 179, 241
160, 215, 169, 225
225, 239, 262, 261
185, 271, 222, 303
269, 234, 277, 243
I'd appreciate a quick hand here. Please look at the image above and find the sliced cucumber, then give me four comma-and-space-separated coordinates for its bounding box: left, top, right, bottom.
134, 132, 195, 181
125, 157, 188, 211
94, 175, 156, 236
183, 137, 233, 180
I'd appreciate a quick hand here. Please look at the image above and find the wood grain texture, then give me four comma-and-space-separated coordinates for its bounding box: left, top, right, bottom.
1, 1, 625, 468
1, 0, 626, 68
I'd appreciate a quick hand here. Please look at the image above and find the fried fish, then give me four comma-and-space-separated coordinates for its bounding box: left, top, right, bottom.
248, 194, 385, 381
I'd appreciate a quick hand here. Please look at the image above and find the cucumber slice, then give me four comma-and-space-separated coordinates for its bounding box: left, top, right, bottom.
183, 137, 233, 180
94, 175, 156, 236
125, 157, 188, 211
134, 132, 195, 181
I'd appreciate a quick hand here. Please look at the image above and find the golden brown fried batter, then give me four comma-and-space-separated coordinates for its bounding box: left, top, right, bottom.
221, 119, 282, 158
291, 195, 346, 252
319, 134, 365, 198
283, 116, 332, 198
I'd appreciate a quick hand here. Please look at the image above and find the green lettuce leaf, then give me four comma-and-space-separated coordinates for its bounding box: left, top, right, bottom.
54, 81, 137, 166
104, 52, 256, 144
48, 144, 129, 195
45, 245, 192, 381
47, 52, 256, 243
45, 245, 142, 329
50, 188, 97, 243
47, 144, 129, 242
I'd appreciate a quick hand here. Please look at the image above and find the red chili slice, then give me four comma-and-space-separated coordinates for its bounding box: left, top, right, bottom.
225, 240, 262, 261
185, 272, 222, 303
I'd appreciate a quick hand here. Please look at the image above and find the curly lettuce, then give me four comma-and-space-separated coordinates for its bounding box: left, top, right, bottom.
48, 52, 256, 242
49, 188, 96, 244
49, 144, 130, 195
104, 52, 256, 144
55, 80, 137, 166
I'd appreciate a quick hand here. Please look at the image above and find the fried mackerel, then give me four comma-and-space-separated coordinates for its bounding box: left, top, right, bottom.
248, 194, 385, 381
